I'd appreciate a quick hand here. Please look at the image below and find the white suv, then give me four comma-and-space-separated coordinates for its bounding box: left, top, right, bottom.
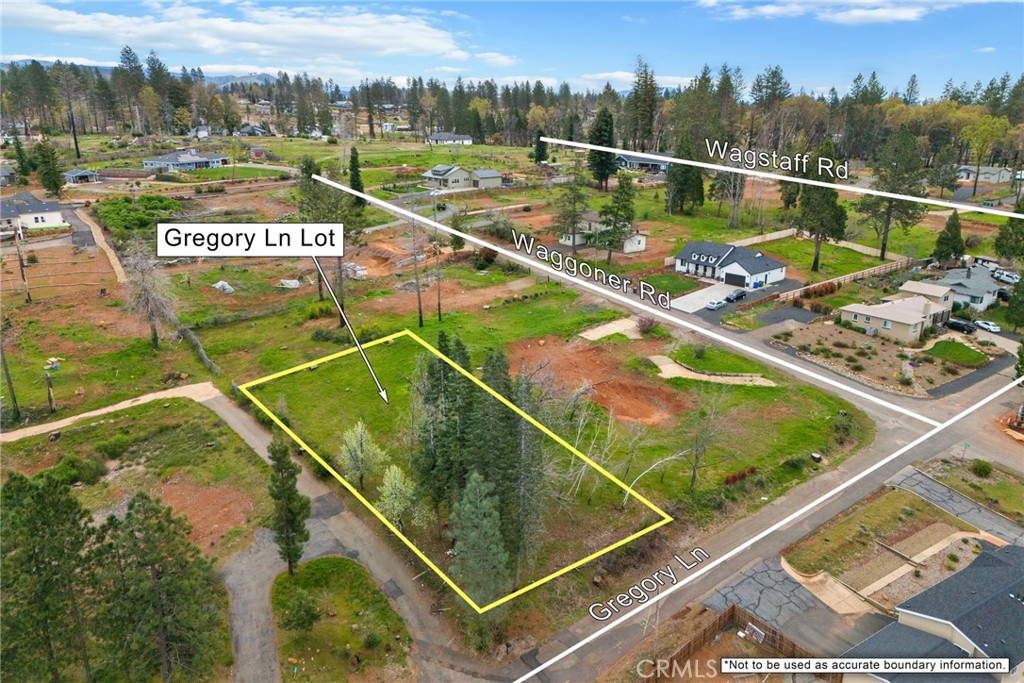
994, 269, 1020, 285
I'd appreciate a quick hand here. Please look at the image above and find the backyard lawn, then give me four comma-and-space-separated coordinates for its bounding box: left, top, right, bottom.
925, 340, 988, 366
758, 239, 880, 284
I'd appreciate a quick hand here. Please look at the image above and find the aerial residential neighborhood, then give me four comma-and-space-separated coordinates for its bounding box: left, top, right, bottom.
1, 2, 1022, 683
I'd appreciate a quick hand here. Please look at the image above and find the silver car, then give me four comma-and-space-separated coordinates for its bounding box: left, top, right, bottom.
705, 299, 727, 311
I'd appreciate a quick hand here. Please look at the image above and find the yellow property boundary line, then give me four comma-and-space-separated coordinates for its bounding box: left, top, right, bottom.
239, 328, 673, 613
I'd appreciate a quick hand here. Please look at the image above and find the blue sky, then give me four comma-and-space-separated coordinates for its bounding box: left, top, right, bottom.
2, 0, 1021, 97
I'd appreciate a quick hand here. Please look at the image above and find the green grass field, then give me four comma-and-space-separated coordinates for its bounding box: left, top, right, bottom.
272, 557, 412, 682
1, 398, 273, 564
926, 340, 988, 366
933, 461, 1024, 521
189, 166, 289, 181
757, 238, 880, 283
669, 343, 771, 375
642, 273, 701, 296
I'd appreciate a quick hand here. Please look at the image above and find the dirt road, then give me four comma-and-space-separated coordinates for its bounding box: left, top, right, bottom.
2, 383, 483, 683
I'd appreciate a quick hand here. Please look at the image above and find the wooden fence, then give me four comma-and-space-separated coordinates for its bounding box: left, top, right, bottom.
729, 228, 797, 247
778, 258, 913, 303
639, 603, 844, 683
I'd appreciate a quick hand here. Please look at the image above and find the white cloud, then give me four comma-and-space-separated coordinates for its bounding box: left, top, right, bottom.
701, 1, 1020, 25
2, 0, 465, 62
427, 66, 465, 74
3, 53, 119, 67
975, 46, 997, 53
577, 71, 693, 90
621, 14, 647, 24
475, 51, 517, 67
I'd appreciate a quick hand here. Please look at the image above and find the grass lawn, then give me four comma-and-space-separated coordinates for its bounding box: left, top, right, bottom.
669, 343, 770, 375
189, 166, 289, 181
758, 238, 880, 284
272, 557, 412, 682
926, 340, 988, 366
0, 398, 273, 564
642, 273, 701, 296
785, 488, 976, 576
720, 300, 776, 331
931, 460, 1024, 521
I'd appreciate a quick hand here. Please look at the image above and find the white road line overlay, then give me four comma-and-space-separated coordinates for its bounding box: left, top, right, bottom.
542, 137, 1024, 221
512, 373, 1024, 683
312, 174, 940, 427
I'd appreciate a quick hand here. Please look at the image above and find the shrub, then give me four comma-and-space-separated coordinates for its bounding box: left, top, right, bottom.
637, 316, 657, 334
832, 412, 855, 445
898, 374, 913, 386
95, 434, 133, 459
48, 455, 107, 486
970, 460, 992, 478
792, 298, 805, 309
25, 251, 39, 264
304, 301, 336, 320
362, 632, 381, 650
693, 344, 707, 359
947, 552, 960, 563
205, 184, 226, 193
311, 327, 349, 344
326, 136, 339, 145
850, 363, 865, 372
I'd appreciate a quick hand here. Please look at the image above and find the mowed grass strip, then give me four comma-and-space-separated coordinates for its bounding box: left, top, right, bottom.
669, 343, 770, 375
784, 488, 976, 577
925, 340, 988, 367
272, 557, 412, 682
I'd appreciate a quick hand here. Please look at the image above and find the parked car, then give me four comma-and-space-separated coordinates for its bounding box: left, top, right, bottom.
976, 320, 1001, 333
705, 299, 727, 311
997, 287, 1011, 302
724, 288, 747, 303
946, 318, 977, 334
994, 269, 1020, 285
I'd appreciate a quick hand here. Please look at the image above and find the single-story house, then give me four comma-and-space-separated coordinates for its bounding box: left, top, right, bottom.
934, 266, 1000, 311
842, 544, 1024, 683
420, 164, 471, 189
839, 296, 944, 343
470, 169, 502, 189
249, 147, 266, 159
0, 192, 66, 237
559, 210, 647, 254
239, 123, 271, 137
956, 165, 1013, 183
0, 166, 16, 186
674, 240, 786, 289
615, 151, 673, 174
188, 126, 211, 139
882, 280, 954, 324
63, 167, 100, 184
426, 132, 473, 146
381, 122, 397, 133
143, 149, 229, 173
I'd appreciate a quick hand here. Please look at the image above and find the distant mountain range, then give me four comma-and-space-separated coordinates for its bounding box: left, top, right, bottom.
5, 60, 277, 86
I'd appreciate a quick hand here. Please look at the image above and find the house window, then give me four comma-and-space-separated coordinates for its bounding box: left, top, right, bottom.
911, 323, 918, 332
709, 257, 716, 264
864, 316, 872, 323
882, 320, 891, 329
851, 313, 859, 322
969, 295, 981, 303
700, 255, 707, 262
34, 216, 40, 223
943, 295, 949, 302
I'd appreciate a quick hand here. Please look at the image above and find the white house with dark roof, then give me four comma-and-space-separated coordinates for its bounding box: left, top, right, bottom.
956, 165, 1013, 183
420, 164, 471, 188
143, 149, 229, 173
843, 544, 1024, 683
674, 240, 786, 289
63, 167, 100, 184
0, 192, 67, 237
559, 210, 647, 253
426, 132, 473, 146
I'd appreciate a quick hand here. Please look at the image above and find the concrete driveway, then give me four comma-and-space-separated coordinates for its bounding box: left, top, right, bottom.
671, 282, 736, 313
974, 327, 1020, 354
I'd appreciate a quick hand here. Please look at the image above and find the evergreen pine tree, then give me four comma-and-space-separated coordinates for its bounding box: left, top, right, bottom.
450, 472, 510, 607
995, 198, 1024, 263
534, 128, 548, 163
1005, 280, 1024, 332
595, 172, 636, 264
268, 433, 311, 575
35, 140, 63, 197
509, 374, 545, 588
933, 210, 966, 262
665, 137, 704, 215
1015, 339, 1024, 379
349, 146, 365, 207
92, 493, 220, 683
587, 106, 617, 190
798, 139, 847, 272
12, 135, 31, 179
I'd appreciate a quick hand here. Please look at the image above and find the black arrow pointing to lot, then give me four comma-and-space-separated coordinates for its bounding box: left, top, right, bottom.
310, 256, 389, 404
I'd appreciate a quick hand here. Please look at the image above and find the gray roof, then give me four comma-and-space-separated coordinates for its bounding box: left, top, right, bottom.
0, 200, 17, 219
897, 545, 1024, 669
427, 132, 472, 142
843, 623, 997, 683
421, 164, 464, 178
9, 191, 60, 214
472, 169, 501, 179
63, 167, 98, 178
675, 240, 785, 276
616, 151, 673, 165
146, 150, 229, 164
934, 266, 999, 297
0, 166, 15, 176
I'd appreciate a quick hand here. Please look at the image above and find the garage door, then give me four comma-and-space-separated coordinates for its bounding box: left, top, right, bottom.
724, 272, 746, 286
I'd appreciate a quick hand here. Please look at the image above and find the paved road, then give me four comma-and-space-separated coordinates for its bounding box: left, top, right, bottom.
889, 466, 1024, 546
705, 558, 891, 656
62, 208, 96, 248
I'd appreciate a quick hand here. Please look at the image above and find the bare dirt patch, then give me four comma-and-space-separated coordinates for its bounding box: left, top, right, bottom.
1, 245, 117, 301
361, 276, 534, 315
157, 478, 256, 556
509, 336, 691, 425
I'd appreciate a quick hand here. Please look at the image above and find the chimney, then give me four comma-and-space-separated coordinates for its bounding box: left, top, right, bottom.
966, 266, 972, 279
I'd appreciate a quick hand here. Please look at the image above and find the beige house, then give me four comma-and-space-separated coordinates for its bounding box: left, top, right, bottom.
470, 169, 502, 189
882, 281, 954, 324
838, 295, 943, 343
842, 544, 1023, 683
420, 164, 471, 189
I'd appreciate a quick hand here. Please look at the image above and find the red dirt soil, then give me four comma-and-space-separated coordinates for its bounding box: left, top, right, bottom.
509, 336, 691, 425
157, 478, 255, 555
361, 276, 535, 315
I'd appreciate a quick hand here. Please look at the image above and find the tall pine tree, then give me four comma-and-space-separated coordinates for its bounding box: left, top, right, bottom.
587, 106, 617, 190
268, 433, 311, 575
933, 210, 966, 262
798, 139, 847, 272
349, 146, 365, 207
450, 472, 510, 607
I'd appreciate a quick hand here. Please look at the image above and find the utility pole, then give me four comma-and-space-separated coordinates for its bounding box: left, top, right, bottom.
13, 237, 31, 303
0, 340, 20, 421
